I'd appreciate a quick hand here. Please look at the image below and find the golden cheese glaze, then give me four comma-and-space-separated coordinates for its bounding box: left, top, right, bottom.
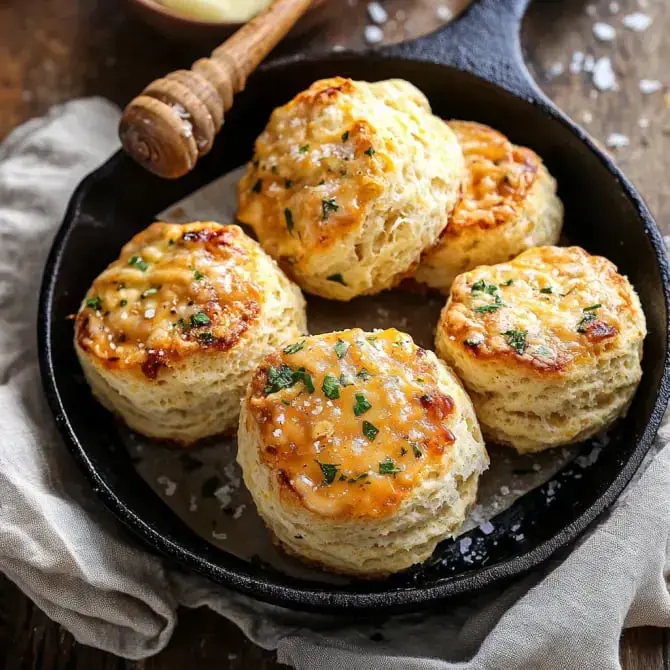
436, 246, 646, 453
237, 77, 465, 300
414, 121, 563, 293
245, 329, 465, 520
438, 246, 645, 374
74, 220, 307, 444
445, 121, 541, 235
76, 222, 262, 379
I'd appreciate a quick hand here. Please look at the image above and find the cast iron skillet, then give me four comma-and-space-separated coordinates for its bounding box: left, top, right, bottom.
39, 0, 670, 613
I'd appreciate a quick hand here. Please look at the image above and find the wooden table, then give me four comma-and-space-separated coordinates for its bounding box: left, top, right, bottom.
1, 0, 668, 667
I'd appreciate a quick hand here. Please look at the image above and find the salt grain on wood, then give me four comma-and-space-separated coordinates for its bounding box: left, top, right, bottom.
622, 12, 652, 31
593, 22, 616, 41
364, 25, 384, 44
639, 79, 662, 94
592, 57, 618, 91
606, 132, 630, 148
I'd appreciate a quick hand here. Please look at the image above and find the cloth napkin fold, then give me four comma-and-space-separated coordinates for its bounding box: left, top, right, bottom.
1, 98, 669, 669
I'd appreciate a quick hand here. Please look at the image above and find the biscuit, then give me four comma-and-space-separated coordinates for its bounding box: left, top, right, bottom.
415, 121, 563, 293
75, 221, 307, 444
237, 77, 465, 300
435, 246, 646, 453
237, 328, 489, 576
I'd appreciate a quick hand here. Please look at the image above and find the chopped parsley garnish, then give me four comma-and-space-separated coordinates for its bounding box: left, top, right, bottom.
353, 392, 371, 416
322, 198, 339, 220
472, 280, 499, 296
341, 131, 349, 141
348, 472, 369, 483
285, 179, 293, 188
85, 296, 102, 310
316, 461, 339, 485
284, 208, 294, 233
501, 279, 514, 286
411, 443, 423, 459
197, 332, 216, 345
577, 304, 602, 332
503, 329, 528, 355
252, 179, 262, 193
193, 269, 205, 280
400, 446, 408, 456
128, 256, 149, 271
362, 420, 379, 442
299, 144, 309, 153
364, 147, 375, 156
334, 338, 350, 359
474, 304, 502, 314
378, 457, 401, 476
141, 287, 159, 298
293, 367, 315, 393
464, 338, 482, 347
322, 374, 340, 400
339, 474, 347, 481
327, 273, 346, 285
577, 311, 597, 333
283, 340, 305, 355
119, 299, 128, 307
357, 368, 372, 381
190, 312, 211, 327
264, 364, 296, 394
540, 287, 553, 294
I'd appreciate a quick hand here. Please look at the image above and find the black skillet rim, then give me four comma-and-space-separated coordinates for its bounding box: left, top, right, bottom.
38, 49, 670, 611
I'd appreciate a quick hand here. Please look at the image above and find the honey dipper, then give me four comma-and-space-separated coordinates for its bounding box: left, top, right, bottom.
119, 0, 313, 179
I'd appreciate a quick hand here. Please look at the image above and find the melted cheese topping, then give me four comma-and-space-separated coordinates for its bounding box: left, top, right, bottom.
247, 329, 457, 520
445, 120, 541, 235
76, 222, 261, 378
236, 77, 448, 275
442, 246, 645, 372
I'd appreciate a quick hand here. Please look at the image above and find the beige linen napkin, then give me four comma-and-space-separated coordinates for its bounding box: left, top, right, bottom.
0, 98, 668, 669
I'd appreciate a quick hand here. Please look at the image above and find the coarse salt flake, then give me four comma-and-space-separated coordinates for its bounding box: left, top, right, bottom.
593, 22, 616, 41
479, 521, 495, 535
639, 79, 662, 94
606, 132, 629, 148
367, 2, 388, 24
144, 308, 155, 319
436, 4, 453, 21
157, 475, 177, 497
364, 25, 384, 44
592, 57, 618, 91
459, 537, 472, 554
622, 12, 652, 31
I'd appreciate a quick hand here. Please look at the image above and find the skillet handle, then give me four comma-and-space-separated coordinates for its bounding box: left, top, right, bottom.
383, 0, 541, 103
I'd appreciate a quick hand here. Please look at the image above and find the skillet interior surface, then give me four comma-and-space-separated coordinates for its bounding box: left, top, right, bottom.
39, 52, 670, 612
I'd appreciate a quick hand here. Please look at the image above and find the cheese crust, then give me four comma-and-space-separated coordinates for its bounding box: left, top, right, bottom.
415, 121, 564, 293
238, 328, 488, 576
75, 221, 307, 444
237, 77, 465, 300
435, 246, 646, 452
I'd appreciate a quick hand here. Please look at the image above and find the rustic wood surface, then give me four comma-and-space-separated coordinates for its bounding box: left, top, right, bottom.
0, 0, 668, 667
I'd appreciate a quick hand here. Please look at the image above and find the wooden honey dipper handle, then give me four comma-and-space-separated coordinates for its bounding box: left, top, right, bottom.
119, 0, 313, 179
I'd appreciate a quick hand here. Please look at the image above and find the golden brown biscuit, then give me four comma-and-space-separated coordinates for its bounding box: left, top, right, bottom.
75, 221, 307, 445
237, 328, 488, 576
435, 246, 646, 453
237, 77, 465, 300
415, 121, 563, 293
